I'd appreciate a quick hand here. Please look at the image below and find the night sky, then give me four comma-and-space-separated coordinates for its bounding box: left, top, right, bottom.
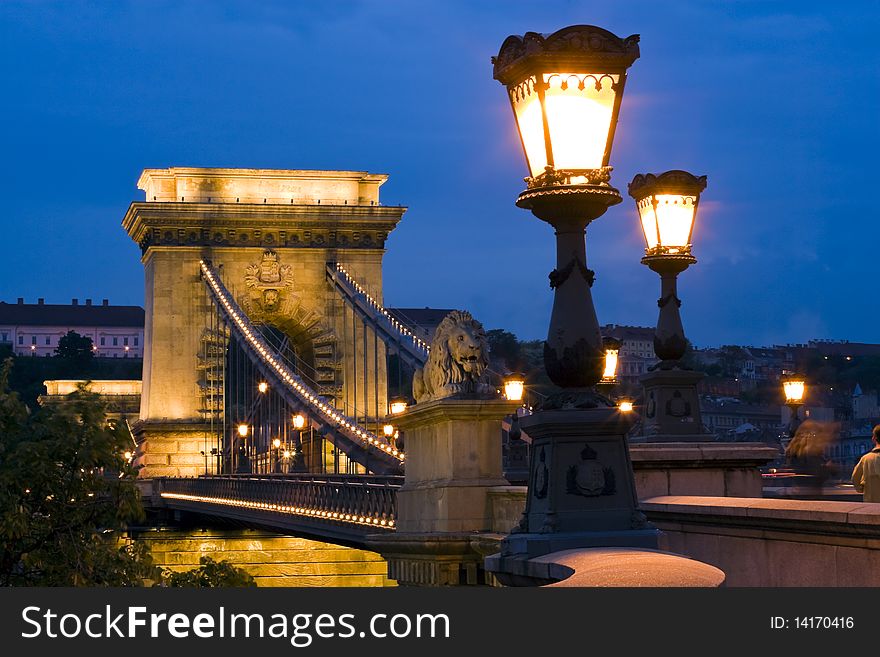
1, 2, 877, 348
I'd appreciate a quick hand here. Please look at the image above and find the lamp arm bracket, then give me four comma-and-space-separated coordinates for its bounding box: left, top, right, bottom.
549, 256, 595, 289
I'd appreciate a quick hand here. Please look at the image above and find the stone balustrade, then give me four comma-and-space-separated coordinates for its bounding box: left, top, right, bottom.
643, 496, 880, 586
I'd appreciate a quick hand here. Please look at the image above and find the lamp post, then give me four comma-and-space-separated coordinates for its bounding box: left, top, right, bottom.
628, 170, 713, 442
782, 375, 806, 445
487, 26, 658, 578
291, 413, 307, 472
493, 26, 640, 395
272, 437, 282, 473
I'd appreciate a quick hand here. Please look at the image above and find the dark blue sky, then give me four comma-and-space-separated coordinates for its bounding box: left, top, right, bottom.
1, 1, 877, 347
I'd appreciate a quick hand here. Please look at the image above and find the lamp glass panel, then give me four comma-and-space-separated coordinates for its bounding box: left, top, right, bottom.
543, 73, 618, 171
637, 197, 659, 250
511, 77, 547, 177
654, 194, 697, 251
504, 380, 525, 402
603, 349, 619, 380
784, 380, 805, 403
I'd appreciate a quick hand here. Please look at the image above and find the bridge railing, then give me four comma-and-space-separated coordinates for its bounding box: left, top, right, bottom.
157, 475, 400, 532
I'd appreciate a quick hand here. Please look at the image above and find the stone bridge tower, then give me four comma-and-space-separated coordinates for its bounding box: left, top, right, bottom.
122, 168, 406, 477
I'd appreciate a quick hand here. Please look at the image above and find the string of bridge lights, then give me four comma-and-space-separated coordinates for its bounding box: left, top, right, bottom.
160, 492, 395, 529
199, 260, 404, 463
334, 263, 430, 354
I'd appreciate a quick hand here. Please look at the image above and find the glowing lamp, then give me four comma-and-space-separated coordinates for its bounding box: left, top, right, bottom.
783, 376, 806, 404
272, 438, 281, 449
123, 450, 133, 461
389, 398, 408, 415
493, 26, 640, 183
237, 424, 249, 438
258, 381, 269, 394
618, 401, 634, 413
283, 450, 291, 459
628, 170, 707, 258
383, 424, 395, 438
292, 414, 306, 430
503, 373, 526, 402
601, 337, 621, 383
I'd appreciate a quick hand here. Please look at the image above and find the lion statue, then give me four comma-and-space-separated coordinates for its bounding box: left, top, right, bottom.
412, 310, 493, 403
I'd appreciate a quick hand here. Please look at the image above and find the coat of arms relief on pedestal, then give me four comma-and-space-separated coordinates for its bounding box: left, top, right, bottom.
241, 249, 296, 316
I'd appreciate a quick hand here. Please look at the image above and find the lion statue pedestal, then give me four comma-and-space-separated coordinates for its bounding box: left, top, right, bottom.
368, 397, 520, 586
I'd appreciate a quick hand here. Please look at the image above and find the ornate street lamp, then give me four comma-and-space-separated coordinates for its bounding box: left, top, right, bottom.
493, 25, 640, 391
627, 170, 712, 443
487, 26, 658, 582
629, 170, 707, 366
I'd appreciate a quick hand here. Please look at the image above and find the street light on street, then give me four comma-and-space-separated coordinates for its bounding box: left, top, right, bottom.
782, 374, 806, 442
493, 25, 640, 389
629, 170, 707, 366
627, 170, 713, 443
487, 26, 658, 582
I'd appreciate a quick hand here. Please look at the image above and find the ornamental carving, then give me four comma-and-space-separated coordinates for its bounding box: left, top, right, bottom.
243, 250, 295, 314
565, 443, 615, 497
492, 25, 640, 85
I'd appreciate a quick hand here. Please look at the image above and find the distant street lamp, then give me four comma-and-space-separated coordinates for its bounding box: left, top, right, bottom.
503, 373, 526, 402
629, 170, 707, 365
272, 437, 282, 473
487, 26, 658, 582
258, 381, 269, 394
627, 170, 712, 443
782, 374, 806, 441
389, 397, 408, 415
601, 337, 621, 384
291, 413, 307, 472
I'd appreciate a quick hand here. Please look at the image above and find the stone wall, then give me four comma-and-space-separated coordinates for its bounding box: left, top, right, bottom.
643, 496, 880, 586
136, 528, 395, 587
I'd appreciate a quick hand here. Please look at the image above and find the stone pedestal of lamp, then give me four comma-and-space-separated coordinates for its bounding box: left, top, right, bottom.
368, 397, 519, 586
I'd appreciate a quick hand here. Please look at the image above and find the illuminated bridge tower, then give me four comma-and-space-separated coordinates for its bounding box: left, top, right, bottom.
123, 168, 405, 477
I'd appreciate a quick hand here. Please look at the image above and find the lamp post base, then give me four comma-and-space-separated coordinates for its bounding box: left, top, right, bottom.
636, 368, 712, 441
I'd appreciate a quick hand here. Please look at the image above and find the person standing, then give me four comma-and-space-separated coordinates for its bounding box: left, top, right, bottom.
852, 425, 880, 502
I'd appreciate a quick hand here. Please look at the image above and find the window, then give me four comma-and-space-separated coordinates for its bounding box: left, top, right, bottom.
1, 333, 6, 342
31, 336, 36, 345
113, 337, 118, 346
45, 337, 50, 345
134, 336, 139, 346
123, 337, 129, 346
100, 337, 105, 346
18, 336, 22, 345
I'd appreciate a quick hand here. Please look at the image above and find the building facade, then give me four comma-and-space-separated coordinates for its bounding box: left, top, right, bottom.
0, 298, 144, 358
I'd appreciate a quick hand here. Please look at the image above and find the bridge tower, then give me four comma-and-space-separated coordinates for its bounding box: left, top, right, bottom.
123, 168, 405, 477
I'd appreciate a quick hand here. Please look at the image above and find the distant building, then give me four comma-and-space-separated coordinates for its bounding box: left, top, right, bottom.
387, 307, 455, 344
701, 398, 782, 441
0, 298, 144, 358
39, 379, 142, 424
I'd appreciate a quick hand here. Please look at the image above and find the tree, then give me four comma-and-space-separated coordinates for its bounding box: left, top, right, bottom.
0, 360, 155, 585
54, 330, 94, 376
164, 556, 256, 587
486, 329, 522, 371
0, 359, 260, 586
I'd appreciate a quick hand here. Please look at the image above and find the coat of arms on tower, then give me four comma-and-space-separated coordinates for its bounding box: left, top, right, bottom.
242, 250, 296, 316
